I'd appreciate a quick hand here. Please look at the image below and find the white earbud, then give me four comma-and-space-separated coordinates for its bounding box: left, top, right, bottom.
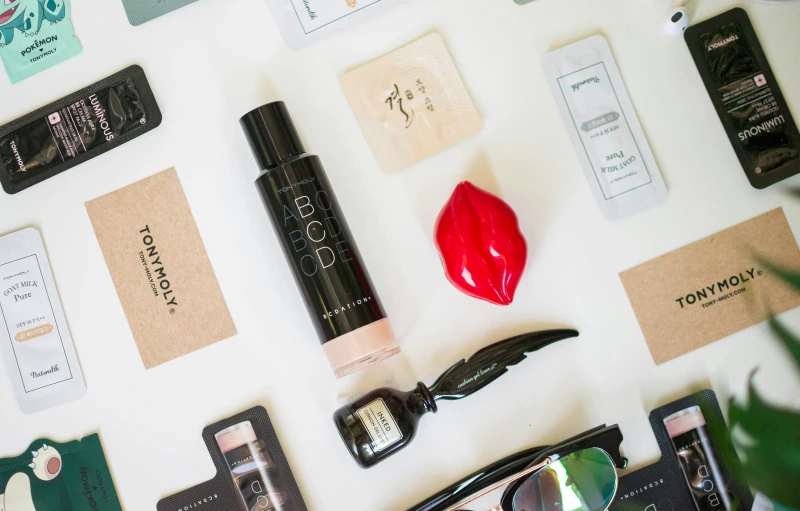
665, 7, 691, 35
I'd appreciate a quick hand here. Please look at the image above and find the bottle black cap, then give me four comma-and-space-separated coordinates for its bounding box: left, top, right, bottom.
240, 101, 306, 171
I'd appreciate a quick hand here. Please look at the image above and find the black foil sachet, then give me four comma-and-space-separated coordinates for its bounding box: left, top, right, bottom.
157, 406, 309, 511
686, 8, 800, 189
609, 389, 753, 511
0, 65, 161, 194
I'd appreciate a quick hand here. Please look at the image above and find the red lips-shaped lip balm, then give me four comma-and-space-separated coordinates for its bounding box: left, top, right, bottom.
434, 181, 528, 305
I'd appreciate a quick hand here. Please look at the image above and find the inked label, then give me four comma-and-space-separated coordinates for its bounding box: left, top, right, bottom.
356, 398, 402, 451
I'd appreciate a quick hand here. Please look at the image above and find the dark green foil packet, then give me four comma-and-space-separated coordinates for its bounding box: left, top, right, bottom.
0, 65, 161, 194
685, 8, 800, 189
0, 434, 123, 511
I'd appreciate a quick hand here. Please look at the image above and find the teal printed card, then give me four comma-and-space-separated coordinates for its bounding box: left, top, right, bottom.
0, 0, 82, 84
120, 0, 200, 26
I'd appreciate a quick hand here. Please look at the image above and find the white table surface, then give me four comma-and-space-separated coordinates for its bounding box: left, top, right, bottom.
2, 0, 800, 509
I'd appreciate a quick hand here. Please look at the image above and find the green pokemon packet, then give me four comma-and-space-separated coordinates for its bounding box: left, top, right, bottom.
0, 0, 81, 84
0, 434, 123, 511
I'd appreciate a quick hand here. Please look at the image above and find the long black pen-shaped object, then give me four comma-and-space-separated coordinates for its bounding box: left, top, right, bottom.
333, 329, 579, 468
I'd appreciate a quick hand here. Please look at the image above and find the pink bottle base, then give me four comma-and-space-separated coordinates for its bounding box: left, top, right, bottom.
323, 318, 400, 379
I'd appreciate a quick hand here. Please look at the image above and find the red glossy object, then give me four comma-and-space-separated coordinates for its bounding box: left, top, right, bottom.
434, 181, 528, 305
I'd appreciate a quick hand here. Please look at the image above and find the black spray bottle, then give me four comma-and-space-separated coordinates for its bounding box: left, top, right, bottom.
240, 102, 400, 378
334, 329, 578, 468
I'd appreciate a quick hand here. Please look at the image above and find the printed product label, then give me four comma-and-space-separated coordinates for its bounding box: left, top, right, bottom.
1, 78, 148, 184
556, 62, 653, 200
701, 21, 798, 175
669, 425, 732, 510
221, 442, 286, 511
46, 96, 112, 163
0, 254, 72, 392
288, 0, 383, 34
356, 399, 402, 452
259, 159, 386, 344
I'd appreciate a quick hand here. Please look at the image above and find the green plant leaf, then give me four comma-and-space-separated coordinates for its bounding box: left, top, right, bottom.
730, 376, 800, 438
732, 252, 800, 509
769, 317, 800, 373
737, 443, 800, 508
730, 379, 800, 508
759, 259, 800, 296
702, 413, 747, 511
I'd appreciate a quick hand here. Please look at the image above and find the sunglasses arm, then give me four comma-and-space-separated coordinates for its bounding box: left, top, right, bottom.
443, 458, 551, 511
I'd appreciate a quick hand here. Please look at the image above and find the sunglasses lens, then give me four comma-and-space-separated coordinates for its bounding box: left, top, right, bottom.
511, 448, 617, 511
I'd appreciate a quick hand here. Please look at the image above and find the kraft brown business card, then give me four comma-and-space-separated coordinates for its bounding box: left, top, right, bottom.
620, 208, 800, 365
86, 168, 236, 368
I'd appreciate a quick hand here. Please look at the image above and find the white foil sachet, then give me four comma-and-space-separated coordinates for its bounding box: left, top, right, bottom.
542, 35, 667, 220
0, 227, 85, 413
262, 0, 405, 49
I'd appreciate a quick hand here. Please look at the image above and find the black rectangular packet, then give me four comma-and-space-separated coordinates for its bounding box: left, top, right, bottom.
609, 389, 753, 511
685, 8, 800, 189
0, 65, 161, 194
157, 406, 309, 511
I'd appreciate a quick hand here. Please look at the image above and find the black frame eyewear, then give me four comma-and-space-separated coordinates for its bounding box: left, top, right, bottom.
407, 424, 627, 511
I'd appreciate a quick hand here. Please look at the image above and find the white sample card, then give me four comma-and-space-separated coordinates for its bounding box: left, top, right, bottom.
262, 0, 405, 49
542, 35, 667, 220
0, 228, 85, 413
289, 0, 382, 33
